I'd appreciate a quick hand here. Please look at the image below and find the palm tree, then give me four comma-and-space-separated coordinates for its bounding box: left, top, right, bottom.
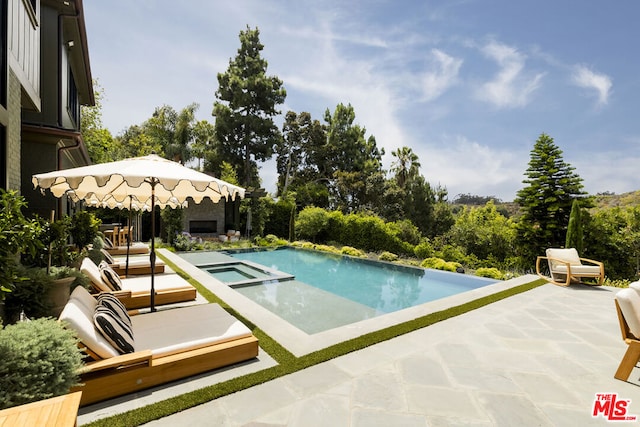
391, 146, 421, 189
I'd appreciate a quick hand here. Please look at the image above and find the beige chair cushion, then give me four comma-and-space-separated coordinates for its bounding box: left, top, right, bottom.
552, 264, 601, 275
617, 288, 640, 338
546, 248, 581, 268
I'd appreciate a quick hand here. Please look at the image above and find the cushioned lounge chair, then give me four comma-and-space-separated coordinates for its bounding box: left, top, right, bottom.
102, 236, 150, 255
80, 258, 197, 309
536, 248, 604, 286
59, 286, 258, 406
100, 249, 165, 276
613, 283, 640, 381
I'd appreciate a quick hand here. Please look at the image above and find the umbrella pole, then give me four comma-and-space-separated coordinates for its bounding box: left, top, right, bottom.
150, 181, 156, 312
125, 196, 132, 276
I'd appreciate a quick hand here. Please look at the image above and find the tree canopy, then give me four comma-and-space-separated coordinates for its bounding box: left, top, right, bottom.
515, 133, 588, 266
213, 26, 286, 188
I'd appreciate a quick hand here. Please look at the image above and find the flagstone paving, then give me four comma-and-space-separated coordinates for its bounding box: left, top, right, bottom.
79, 282, 640, 426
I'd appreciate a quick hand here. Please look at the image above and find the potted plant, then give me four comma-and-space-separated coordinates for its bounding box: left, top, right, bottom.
0, 190, 43, 323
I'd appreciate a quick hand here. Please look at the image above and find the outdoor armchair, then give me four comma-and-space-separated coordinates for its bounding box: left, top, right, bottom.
536, 248, 604, 286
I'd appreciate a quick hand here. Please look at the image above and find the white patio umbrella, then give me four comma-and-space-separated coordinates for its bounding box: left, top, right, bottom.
33, 154, 245, 311
69, 192, 184, 275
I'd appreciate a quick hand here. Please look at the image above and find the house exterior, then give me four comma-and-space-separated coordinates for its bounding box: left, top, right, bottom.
1, 0, 93, 218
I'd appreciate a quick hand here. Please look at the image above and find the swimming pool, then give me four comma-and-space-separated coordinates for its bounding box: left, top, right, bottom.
186, 247, 496, 334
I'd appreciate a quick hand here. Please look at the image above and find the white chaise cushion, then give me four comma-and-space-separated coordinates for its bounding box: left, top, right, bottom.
132, 304, 253, 357
59, 286, 119, 359
81, 258, 111, 292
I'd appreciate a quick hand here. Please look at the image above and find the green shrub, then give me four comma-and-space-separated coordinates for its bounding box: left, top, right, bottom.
70, 210, 101, 250
314, 244, 341, 254
173, 233, 196, 251
475, 267, 505, 280
435, 244, 467, 264
387, 219, 422, 245
414, 240, 434, 259
263, 198, 295, 240
292, 241, 316, 250
161, 207, 184, 246
420, 257, 460, 272
0, 190, 43, 301
295, 207, 330, 242
378, 251, 399, 262
4, 266, 53, 322
255, 234, 288, 247
0, 318, 84, 409
341, 246, 365, 257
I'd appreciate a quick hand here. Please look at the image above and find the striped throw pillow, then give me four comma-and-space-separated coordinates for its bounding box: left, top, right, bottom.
99, 261, 122, 291
96, 293, 132, 330
94, 305, 135, 354
100, 248, 115, 264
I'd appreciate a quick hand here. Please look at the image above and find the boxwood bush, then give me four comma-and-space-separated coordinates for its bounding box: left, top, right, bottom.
420, 257, 461, 272
378, 251, 399, 262
475, 267, 505, 280
341, 246, 365, 257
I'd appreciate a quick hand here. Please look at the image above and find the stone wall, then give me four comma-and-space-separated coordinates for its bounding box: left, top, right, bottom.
182, 198, 226, 238
7, 71, 22, 191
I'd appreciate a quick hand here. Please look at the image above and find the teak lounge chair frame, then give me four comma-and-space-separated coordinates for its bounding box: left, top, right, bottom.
81, 258, 197, 310
59, 287, 259, 406
74, 336, 258, 406
536, 249, 604, 287
614, 296, 640, 381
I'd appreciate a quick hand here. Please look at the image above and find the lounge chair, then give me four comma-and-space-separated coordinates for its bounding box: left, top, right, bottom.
102, 235, 150, 255
101, 249, 165, 276
80, 258, 197, 309
613, 283, 640, 381
59, 286, 259, 406
536, 248, 604, 286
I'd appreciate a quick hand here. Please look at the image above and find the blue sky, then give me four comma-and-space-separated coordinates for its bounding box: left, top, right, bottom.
83, 1, 640, 202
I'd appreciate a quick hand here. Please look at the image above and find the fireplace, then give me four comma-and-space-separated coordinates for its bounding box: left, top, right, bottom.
189, 220, 217, 234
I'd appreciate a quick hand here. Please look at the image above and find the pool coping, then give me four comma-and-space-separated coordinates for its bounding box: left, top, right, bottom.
161, 248, 539, 357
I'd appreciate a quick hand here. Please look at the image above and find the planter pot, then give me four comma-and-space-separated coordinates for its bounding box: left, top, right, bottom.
49, 277, 74, 318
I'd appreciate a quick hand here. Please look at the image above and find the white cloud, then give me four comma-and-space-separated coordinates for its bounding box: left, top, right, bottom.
415, 135, 528, 201
420, 49, 463, 102
477, 41, 545, 108
574, 151, 640, 196
572, 65, 612, 106
277, 23, 407, 156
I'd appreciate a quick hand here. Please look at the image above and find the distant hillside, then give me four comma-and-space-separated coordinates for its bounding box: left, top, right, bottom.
594, 190, 640, 209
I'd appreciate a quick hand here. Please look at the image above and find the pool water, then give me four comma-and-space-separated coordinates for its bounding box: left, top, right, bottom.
199, 247, 496, 334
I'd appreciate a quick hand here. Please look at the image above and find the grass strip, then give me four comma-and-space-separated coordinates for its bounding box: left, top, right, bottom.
83, 256, 545, 427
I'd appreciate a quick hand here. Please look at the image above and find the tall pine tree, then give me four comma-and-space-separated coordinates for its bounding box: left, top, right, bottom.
213, 26, 286, 188
515, 133, 588, 267
565, 199, 584, 252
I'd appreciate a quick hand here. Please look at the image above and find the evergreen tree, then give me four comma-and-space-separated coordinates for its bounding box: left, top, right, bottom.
81, 80, 115, 164
213, 26, 286, 188
565, 199, 584, 252
515, 133, 588, 267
